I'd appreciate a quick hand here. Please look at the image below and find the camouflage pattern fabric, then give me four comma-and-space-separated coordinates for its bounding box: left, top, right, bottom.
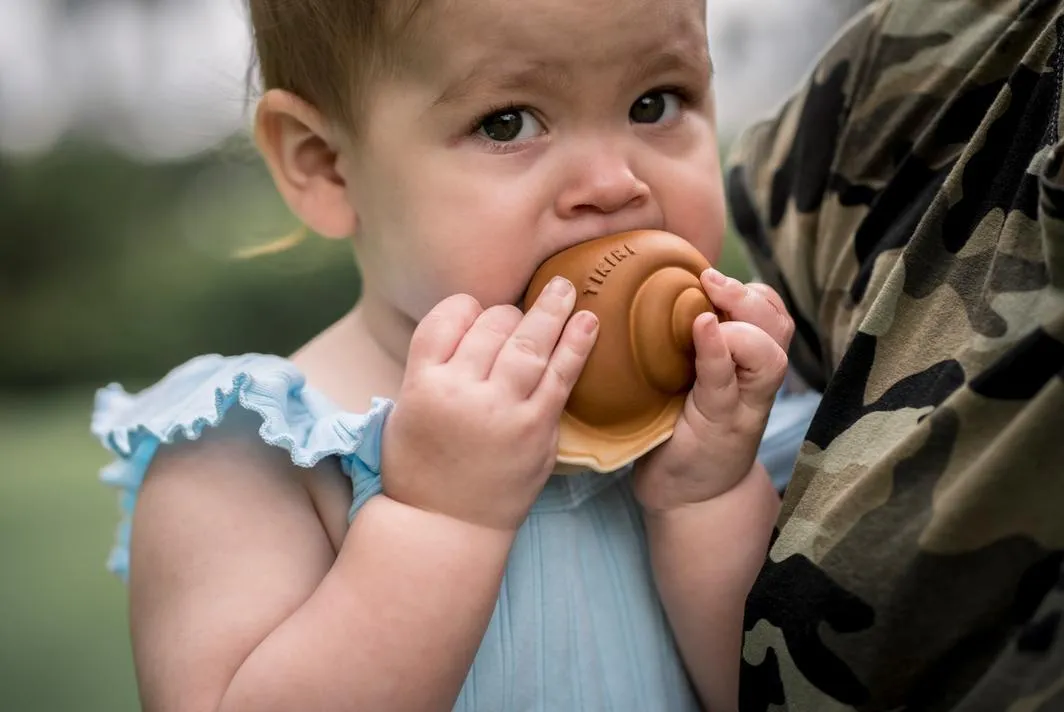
726, 0, 1064, 709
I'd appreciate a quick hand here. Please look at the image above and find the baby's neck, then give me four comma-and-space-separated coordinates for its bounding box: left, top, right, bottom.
290, 292, 411, 411
359, 291, 418, 373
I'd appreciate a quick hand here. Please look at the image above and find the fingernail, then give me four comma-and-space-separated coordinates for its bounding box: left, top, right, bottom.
704, 268, 727, 286
694, 312, 719, 337
578, 311, 599, 334
548, 276, 573, 297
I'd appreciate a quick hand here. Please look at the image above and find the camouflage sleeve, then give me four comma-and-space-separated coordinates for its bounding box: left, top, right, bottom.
727, 0, 1064, 708
724, 1, 890, 391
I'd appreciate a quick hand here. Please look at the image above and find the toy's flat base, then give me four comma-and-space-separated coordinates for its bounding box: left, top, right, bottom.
553, 397, 685, 474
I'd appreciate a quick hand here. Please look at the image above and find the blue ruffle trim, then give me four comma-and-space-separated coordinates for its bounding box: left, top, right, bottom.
90, 353, 393, 581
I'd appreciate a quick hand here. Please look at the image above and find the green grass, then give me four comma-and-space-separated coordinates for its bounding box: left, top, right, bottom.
0, 390, 140, 712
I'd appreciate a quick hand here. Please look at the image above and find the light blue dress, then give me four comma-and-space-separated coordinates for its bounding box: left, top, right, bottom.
91, 353, 820, 711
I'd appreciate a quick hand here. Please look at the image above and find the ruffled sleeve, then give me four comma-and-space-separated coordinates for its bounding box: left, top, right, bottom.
90, 353, 393, 581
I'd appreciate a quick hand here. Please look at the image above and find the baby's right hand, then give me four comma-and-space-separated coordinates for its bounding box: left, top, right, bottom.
380, 277, 599, 532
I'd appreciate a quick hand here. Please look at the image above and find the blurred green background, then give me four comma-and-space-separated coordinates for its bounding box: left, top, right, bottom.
0, 0, 864, 708
1, 140, 369, 712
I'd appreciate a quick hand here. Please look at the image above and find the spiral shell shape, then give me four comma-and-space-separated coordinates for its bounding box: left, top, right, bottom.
523, 229, 715, 473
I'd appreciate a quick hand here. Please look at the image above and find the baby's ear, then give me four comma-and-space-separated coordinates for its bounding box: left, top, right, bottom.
254, 89, 357, 240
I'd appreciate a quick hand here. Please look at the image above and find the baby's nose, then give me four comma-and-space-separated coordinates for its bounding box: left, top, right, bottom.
554, 148, 650, 218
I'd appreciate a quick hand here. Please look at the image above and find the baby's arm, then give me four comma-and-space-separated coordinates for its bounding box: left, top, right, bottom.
130, 284, 597, 712
130, 427, 513, 712
634, 272, 795, 711
643, 464, 780, 712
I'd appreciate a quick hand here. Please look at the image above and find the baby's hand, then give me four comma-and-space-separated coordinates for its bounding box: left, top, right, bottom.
633, 269, 793, 513
381, 278, 599, 532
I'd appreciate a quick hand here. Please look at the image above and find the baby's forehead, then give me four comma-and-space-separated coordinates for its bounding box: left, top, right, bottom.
409, 0, 708, 74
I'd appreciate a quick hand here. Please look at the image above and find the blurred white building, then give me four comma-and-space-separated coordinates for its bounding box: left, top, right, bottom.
0, 0, 858, 159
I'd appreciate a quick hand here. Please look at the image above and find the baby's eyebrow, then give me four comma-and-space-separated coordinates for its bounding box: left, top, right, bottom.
626, 46, 713, 87
431, 44, 712, 109
432, 60, 572, 108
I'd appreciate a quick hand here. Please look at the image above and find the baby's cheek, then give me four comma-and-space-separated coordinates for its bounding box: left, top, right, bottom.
695, 211, 726, 265
666, 187, 726, 264
466, 254, 536, 308
429, 244, 531, 309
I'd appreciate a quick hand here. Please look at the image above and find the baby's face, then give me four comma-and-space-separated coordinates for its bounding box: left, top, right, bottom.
343, 0, 725, 322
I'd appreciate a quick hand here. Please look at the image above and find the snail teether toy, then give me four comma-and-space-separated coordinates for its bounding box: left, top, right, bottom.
523, 229, 716, 473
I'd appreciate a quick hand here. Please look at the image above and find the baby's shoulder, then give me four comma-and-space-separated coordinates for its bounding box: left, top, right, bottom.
91, 353, 393, 579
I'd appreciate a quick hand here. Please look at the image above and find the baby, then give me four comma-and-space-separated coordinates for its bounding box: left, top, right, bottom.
91, 0, 819, 709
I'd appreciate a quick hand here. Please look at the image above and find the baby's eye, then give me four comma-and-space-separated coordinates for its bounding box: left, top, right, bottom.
476, 108, 544, 143
629, 91, 683, 124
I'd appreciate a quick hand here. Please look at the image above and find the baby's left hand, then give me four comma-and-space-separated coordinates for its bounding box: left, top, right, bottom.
633, 268, 794, 513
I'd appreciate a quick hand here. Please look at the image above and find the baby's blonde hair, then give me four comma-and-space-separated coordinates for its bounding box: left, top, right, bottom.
234, 225, 310, 259
241, 0, 430, 257
246, 0, 431, 133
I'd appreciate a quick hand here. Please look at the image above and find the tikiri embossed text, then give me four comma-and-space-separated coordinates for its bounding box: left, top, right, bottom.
582, 244, 637, 295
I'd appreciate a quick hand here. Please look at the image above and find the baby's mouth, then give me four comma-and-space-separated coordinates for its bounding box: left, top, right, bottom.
517, 226, 673, 312
518, 228, 711, 474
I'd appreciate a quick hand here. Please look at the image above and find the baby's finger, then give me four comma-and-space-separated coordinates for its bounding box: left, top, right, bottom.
717, 321, 789, 408
531, 310, 599, 409
701, 269, 794, 350
746, 283, 794, 349
407, 294, 483, 368
491, 277, 577, 397
450, 305, 524, 379
688, 312, 741, 423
